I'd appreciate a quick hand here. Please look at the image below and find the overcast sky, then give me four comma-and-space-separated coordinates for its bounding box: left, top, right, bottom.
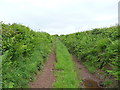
0, 0, 119, 35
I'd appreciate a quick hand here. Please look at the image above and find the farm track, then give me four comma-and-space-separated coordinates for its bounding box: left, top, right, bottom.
29, 44, 56, 88
29, 42, 104, 88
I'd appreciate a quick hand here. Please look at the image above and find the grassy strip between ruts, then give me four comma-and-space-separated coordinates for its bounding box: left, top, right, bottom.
52, 39, 80, 88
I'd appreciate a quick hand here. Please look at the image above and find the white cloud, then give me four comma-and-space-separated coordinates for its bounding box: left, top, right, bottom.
0, 0, 119, 35
95, 15, 117, 21
42, 26, 77, 35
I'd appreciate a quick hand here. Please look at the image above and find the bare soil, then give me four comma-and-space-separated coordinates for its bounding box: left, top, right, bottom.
29, 51, 56, 88
72, 55, 104, 88
29, 44, 117, 88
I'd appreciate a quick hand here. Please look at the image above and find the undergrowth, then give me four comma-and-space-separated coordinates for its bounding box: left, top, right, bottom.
1, 23, 54, 88
59, 25, 119, 87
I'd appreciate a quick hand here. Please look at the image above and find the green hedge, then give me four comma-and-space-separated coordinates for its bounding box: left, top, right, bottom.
59, 26, 119, 81
1, 23, 54, 88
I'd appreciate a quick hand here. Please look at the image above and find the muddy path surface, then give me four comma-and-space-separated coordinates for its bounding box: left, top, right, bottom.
72, 55, 104, 89
29, 45, 56, 88
29, 42, 105, 88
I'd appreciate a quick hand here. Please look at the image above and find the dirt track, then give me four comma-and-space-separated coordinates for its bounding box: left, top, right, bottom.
72, 55, 103, 88
29, 50, 56, 88
29, 42, 104, 88
29, 53, 103, 88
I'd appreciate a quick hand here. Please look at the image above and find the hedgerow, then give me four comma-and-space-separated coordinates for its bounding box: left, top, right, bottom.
1, 23, 54, 88
59, 26, 119, 83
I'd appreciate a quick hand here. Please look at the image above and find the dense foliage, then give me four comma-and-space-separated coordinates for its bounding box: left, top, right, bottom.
1, 23, 54, 88
59, 26, 119, 82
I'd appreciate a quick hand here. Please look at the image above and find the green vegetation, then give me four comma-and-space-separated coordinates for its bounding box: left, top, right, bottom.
1, 23, 54, 88
102, 79, 113, 86
1, 21, 119, 88
53, 39, 80, 88
59, 25, 119, 84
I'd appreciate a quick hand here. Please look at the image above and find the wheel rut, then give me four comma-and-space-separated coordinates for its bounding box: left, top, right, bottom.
29, 48, 56, 88
72, 55, 104, 89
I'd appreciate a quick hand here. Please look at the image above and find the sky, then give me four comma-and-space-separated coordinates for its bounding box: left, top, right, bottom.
0, 0, 119, 35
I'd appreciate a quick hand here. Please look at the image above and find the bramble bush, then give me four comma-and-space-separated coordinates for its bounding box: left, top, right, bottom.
1, 23, 54, 88
59, 25, 119, 81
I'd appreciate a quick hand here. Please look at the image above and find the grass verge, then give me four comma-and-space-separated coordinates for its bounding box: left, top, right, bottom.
52, 39, 79, 88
